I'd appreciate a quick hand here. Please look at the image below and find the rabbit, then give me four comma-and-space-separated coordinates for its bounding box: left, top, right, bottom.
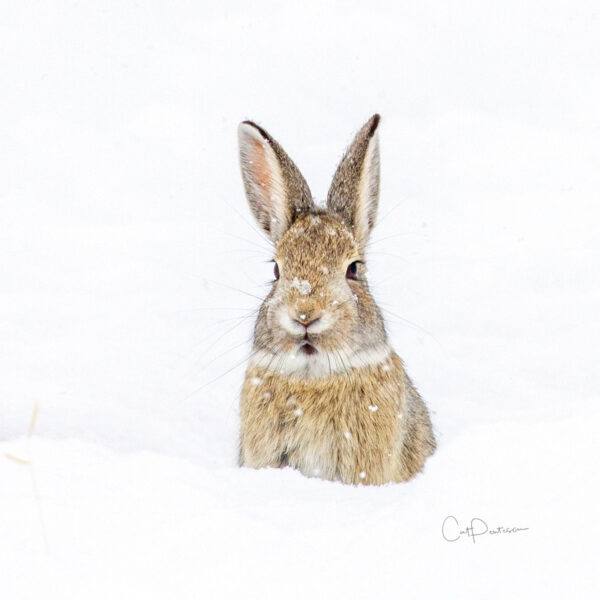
237, 114, 436, 485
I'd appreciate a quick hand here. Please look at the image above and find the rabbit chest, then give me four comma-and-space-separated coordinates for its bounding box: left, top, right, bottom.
240, 361, 407, 484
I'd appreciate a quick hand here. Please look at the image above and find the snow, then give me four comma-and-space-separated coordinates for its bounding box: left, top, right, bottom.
292, 277, 312, 296
1, 1, 600, 599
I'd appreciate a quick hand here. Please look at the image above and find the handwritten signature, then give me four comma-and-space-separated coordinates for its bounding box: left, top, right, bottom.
442, 516, 529, 543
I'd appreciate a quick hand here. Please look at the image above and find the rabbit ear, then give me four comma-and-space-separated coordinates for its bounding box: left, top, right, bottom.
238, 121, 314, 243
327, 114, 381, 249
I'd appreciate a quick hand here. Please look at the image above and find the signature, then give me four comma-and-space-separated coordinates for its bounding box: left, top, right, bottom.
442, 516, 529, 543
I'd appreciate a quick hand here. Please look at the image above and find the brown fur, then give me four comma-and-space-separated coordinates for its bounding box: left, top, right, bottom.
240, 353, 435, 485
236, 114, 436, 485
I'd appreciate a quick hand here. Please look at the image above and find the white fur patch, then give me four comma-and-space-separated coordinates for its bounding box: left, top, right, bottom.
249, 344, 392, 378
276, 305, 306, 335
305, 313, 333, 334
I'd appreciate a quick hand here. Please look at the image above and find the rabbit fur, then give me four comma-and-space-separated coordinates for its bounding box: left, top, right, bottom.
237, 114, 436, 485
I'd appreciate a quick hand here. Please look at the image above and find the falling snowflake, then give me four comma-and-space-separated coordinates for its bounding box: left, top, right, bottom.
359, 471, 366, 480
294, 407, 304, 417
250, 377, 262, 386
344, 431, 352, 440
368, 405, 379, 412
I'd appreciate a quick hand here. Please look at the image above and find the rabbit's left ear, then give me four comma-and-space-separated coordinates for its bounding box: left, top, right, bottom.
327, 114, 381, 249
238, 121, 314, 243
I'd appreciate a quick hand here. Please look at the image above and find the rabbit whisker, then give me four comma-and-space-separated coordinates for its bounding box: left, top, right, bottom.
199, 338, 253, 372
185, 344, 266, 398
367, 231, 424, 247
205, 279, 265, 302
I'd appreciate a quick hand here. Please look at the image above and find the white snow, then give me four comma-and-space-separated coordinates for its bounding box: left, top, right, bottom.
368, 405, 379, 412
292, 277, 312, 296
1, 2, 600, 599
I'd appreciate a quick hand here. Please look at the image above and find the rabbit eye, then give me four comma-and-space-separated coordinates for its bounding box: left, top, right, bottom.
346, 261, 360, 280
273, 262, 280, 281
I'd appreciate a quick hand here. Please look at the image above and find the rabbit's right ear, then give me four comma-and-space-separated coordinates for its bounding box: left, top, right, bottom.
238, 121, 314, 243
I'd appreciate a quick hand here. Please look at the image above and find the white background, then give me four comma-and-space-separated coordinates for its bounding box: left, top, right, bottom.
1, 1, 599, 598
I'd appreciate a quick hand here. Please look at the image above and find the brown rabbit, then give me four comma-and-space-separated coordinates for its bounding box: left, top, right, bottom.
237, 115, 435, 485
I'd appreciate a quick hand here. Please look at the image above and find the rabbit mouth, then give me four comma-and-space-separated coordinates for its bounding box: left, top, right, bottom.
300, 342, 318, 356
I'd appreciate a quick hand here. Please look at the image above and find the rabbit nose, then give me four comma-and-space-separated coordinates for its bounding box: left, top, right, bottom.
293, 314, 321, 329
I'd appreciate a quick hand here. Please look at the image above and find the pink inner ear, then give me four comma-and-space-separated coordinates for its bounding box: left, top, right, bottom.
249, 137, 275, 207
